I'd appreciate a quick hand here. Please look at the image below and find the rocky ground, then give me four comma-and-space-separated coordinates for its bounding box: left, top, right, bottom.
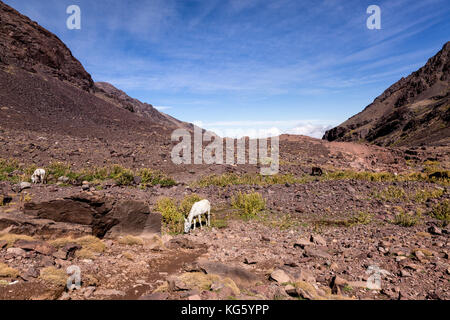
0, 173, 448, 300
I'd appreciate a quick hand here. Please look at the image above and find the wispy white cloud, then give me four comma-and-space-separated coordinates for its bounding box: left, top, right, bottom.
199, 119, 338, 139
154, 106, 172, 111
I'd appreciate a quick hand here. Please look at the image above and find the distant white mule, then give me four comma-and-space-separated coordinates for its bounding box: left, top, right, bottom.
31, 169, 46, 184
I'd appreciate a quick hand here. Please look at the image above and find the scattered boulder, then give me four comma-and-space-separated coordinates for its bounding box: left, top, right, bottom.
18, 182, 31, 192
94, 289, 126, 297
294, 238, 311, 249
197, 260, 259, 287
304, 247, 332, 259
311, 167, 323, 176
57, 176, 69, 183
330, 275, 349, 294
270, 269, 292, 284
14, 239, 55, 256
310, 234, 327, 246
428, 225, 442, 235
104, 200, 161, 238
22, 194, 161, 238
6, 247, 26, 257
139, 292, 169, 300
168, 238, 197, 250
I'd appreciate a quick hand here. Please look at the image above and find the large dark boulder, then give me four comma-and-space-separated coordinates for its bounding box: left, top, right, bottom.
104, 200, 162, 238
24, 199, 96, 225
22, 193, 161, 238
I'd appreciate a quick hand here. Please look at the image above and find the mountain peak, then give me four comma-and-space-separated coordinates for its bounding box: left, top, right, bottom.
323, 41, 450, 147
0, 0, 94, 91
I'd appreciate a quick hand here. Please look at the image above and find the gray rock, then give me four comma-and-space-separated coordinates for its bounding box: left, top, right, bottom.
304, 247, 332, 259
58, 176, 70, 183
270, 269, 291, 284
139, 292, 169, 300
310, 234, 327, 246
94, 289, 125, 297
428, 225, 442, 235
19, 182, 31, 191
6, 247, 26, 257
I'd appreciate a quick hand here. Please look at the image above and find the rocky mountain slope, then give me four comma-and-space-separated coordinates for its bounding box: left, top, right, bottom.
0, 2, 93, 91
95, 81, 191, 130
323, 42, 450, 147
0, 1, 189, 142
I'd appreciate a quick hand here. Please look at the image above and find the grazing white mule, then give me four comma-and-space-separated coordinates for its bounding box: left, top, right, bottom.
184, 199, 211, 233
31, 169, 46, 184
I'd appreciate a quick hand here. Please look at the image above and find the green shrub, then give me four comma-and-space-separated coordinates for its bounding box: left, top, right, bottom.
156, 197, 184, 233
350, 211, 373, 225
430, 200, 449, 226
231, 191, 266, 219
392, 209, 422, 227
47, 162, 71, 179
107, 165, 133, 186
413, 188, 445, 203
373, 186, 407, 201
194, 173, 301, 187
138, 168, 176, 187
0, 159, 20, 182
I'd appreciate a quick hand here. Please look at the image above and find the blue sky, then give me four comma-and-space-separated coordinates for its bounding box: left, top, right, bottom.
4, 0, 450, 138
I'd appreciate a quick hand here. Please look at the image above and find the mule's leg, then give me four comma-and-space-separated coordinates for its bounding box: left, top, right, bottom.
208, 208, 211, 227
199, 215, 202, 229
193, 218, 196, 230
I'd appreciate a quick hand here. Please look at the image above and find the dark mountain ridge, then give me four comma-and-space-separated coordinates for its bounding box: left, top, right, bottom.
323, 42, 450, 147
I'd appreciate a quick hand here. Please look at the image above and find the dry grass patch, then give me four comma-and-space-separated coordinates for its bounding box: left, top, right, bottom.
50, 235, 105, 253
39, 267, 67, 286
122, 251, 135, 261
50, 235, 105, 259
118, 235, 144, 246
178, 272, 240, 296
0, 263, 19, 278
75, 248, 95, 259
294, 281, 351, 300
0, 233, 34, 248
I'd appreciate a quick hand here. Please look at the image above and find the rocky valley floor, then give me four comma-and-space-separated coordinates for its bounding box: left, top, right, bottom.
0, 174, 449, 300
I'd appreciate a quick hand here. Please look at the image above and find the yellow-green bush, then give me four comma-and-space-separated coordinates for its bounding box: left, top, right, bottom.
138, 168, 176, 187
156, 197, 184, 233
392, 209, 422, 227
0, 159, 20, 183
430, 200, 449, 226
373, 186, 407, 201
349, 211, 373, 225
194, 173, 301, 187
231, 191, 266, 219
